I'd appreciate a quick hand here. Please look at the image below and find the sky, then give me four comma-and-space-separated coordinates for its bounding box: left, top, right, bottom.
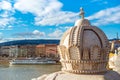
0, 0, 120, 42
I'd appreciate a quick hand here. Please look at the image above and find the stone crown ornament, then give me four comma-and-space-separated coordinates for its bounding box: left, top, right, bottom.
58, 8, 110, 74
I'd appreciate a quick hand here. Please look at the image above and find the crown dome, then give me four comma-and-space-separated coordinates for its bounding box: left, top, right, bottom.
74, 19, 91, 27
58, 8, 109, 74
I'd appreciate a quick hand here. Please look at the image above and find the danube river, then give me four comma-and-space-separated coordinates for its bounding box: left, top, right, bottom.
0, 64, 61, 80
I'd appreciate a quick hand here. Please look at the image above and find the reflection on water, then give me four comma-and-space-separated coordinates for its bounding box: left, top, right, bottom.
0, 65, 9, 68
0, 64, 61, 80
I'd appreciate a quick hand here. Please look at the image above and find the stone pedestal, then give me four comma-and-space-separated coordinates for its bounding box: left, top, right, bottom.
114, 54, 120, 73
32, 71, 120, 80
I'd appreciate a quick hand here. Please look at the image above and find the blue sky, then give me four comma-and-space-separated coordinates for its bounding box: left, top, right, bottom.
0, 0, 120, 42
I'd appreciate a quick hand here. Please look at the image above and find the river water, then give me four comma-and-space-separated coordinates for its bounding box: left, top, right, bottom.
0, 64, 61, 80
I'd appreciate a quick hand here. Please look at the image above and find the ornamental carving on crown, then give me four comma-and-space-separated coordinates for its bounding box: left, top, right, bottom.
58, 8, 110, 74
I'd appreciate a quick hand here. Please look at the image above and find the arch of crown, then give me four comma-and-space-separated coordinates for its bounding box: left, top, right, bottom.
58, 8, 110, 74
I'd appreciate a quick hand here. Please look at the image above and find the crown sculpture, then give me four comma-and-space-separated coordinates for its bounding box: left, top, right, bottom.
33, 8, 120, 80
58, 8, 110, 74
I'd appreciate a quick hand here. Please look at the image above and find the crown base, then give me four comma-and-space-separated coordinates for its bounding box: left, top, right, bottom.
60, 60, 108, 74
62, 69, 107, 74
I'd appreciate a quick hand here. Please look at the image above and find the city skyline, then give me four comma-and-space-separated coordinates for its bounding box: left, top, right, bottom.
0, 0, 120, 42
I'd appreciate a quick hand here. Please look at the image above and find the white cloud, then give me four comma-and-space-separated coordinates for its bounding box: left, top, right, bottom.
87, 5, 120, 26
14, 0, 78, 26
14, 0, 62, 15
33, 30, 45, 37
48, 29, 63, 38
13, 30, 45, 38
0, 1, 12, 10
91, 0, 108, 4
35, 11, 78, 26
0, 32, 3, 38
7, 25, 13, 30
0, 38, 27, 43
61, 26, 71, 30
0, 17, 15, 29
0, 1, 15, 29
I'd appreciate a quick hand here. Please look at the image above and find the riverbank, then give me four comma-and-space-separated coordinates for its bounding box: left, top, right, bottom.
0, 60, 9, 65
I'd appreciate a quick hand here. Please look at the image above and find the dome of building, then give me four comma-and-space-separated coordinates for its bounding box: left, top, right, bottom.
58, 8, 110, 74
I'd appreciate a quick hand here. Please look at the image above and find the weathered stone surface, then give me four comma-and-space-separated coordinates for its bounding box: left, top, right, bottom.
58, 8, 109, 74
31, 74, 47, 80
33, 71, 120, 80
114, 54, 120, 73
109, 54, 117, 69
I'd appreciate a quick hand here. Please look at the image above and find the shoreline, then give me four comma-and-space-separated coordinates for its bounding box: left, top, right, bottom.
0, 60, 9, 65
